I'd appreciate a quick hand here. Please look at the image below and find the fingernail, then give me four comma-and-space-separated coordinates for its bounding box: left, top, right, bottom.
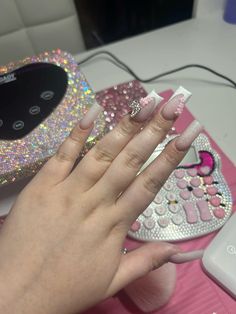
153, 244, 182, 270
161, 86, 192, 120
166, 244, 182, 255
161, 94, 185, 120
169, 86, 192, 102
175, 120, 203, 151
79, 101, 104, 129
169, 250, 204, 264
133, 90, 163, 122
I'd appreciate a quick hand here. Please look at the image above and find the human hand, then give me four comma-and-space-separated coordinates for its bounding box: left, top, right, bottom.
0, 93, 202, 314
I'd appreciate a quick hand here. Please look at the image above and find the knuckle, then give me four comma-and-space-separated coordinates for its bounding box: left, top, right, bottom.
161, 145, 181, 168
93, 144, 114, 163
69, 128, 86, 146
143, 173, 166, 195
124, 150, 146, 170
55, 149, 73, 163
117, 117, 139, 137
148, 120, 163, 135
111, 219, 128, 235
149, 115, 171, 136
61, 194, 74, 209
151, 257, 162, 271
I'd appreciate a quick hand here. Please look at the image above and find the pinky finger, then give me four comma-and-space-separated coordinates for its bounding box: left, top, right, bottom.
106, 242, 180, 297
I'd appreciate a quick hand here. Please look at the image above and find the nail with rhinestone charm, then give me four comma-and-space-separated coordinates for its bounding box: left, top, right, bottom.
79, 101, 104, 129
130, 90, 163, 122
161, 86, 192, 120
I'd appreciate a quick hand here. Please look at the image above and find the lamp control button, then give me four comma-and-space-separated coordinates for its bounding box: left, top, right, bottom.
226, 245, 236, 255
29, 106, 40, 115
40, 90, 54, 100
12, 120, 24, 130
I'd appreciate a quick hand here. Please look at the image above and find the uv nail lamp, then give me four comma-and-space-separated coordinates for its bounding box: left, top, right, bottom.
0, 50, 105, 187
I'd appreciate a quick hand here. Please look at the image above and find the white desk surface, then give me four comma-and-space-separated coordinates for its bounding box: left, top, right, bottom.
75, 15, 236, 166
1, 12, 236, 217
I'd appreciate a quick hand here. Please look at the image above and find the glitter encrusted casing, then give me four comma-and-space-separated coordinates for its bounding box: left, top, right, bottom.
0, 50, 106, 186
128, 134, 233, 242
96, 80, 147, 131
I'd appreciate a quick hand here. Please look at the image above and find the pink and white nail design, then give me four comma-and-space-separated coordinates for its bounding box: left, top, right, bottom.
174, 100, 185, 116
161, 86, 191, 120
162, 94, 185, 120
175, 120, 203, 151
140, 96, 153, 107
131, 90, 163, 122
170, 86, 192, 103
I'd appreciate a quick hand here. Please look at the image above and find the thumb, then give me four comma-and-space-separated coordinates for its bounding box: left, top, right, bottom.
107, 242, 180, 296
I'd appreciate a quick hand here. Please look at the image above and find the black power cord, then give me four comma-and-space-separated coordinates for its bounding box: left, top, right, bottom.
77, 50, 236, 89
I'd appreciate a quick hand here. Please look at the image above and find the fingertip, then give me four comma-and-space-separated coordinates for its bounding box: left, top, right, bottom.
150, 242, 182, 269
72, 120, 94, 136
175, 120, 203, 151
79, 102, 103, 130
131, 91, 163, 122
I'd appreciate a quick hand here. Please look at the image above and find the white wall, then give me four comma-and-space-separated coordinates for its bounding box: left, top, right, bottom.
0, 0, 85, 65
193, 0, 225, 18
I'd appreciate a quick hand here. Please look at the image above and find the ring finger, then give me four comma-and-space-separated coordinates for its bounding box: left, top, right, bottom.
93, 93, 186, 202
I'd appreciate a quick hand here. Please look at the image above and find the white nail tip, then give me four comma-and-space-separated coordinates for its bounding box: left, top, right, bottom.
170, 86, 192, 102
148, 90, 164, 106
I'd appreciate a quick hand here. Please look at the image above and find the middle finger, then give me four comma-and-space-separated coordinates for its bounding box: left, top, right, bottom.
68, 91, 163, 190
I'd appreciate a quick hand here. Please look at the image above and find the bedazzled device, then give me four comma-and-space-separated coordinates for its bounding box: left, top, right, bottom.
0, 50, 106, 187
128, 133, 233, 241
